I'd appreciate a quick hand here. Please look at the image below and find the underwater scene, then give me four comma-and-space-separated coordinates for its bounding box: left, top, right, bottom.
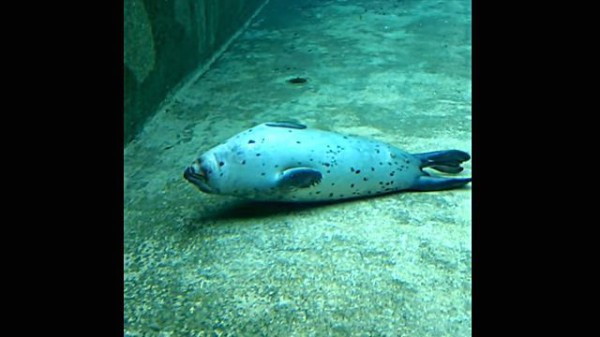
124, 0, 471, 336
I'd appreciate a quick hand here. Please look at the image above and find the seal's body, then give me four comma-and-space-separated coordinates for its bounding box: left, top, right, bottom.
184, 122, 471, 202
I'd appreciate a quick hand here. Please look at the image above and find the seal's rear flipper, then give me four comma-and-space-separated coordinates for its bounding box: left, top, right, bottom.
413, 150, 471, 174
411, 176, 471, 191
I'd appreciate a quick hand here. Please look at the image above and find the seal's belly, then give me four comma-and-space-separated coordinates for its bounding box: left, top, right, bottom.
212, 125, 422, 201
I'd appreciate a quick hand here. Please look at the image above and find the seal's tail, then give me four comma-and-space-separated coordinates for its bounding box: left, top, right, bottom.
410, 150, 471, 191
413, 150, 471, 174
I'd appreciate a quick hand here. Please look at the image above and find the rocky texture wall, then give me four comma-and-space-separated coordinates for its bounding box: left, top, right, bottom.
124, 0, 267, 144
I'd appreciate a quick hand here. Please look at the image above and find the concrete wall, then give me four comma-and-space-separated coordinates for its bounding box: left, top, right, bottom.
124, 0, 267, 144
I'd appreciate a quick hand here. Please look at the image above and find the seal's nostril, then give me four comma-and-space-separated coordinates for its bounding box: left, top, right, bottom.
190, 160, 202, 173
183, 167, 193, 180
184, 166, 205, 182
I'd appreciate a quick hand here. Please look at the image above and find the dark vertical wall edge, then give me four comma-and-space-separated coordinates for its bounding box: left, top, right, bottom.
124, 0, 268, 145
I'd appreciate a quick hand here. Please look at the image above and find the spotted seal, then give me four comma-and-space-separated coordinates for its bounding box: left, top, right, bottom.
184, 121, 471, 202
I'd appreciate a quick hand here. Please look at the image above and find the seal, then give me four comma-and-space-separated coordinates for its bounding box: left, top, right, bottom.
184, 121, 471, 202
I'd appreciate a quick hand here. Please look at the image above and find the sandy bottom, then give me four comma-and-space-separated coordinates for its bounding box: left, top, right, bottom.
124, 0, 471, 336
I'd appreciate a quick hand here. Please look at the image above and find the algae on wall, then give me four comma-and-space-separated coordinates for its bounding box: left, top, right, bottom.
124, 0, 267, 144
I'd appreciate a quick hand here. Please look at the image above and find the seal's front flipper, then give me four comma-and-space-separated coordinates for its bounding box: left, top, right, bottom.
411, 176, 472, 191
277, 167, 322, 189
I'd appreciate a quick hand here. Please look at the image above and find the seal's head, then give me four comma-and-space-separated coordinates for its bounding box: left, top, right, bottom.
183, 159, 212, 193
183, 142, 245, 195
183, 156, 218, 194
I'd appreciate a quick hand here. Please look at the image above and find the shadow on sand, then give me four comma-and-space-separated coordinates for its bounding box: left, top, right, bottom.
198, 199, 340, 221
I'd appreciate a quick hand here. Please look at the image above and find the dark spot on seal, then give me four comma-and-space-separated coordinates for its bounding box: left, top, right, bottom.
316, 191, 321, 194
218, 161, 224, 167
355, 170, 361, 174
296, 141, 301, 144
256, 153, 261, 156
329, 193, 334, 197
390, 171, 395, 176
363, 177, 368, 181
322, 163, 331, 167
261, 172, 266, 176
376, 149, 380, 153
248, 140, 255, 144
371, 167, 375, 171
331, 183, 335, 186
350, 184, 355, 188
219, 173, 223, 177
287, 77, 308, 84
351, 167, 355, 172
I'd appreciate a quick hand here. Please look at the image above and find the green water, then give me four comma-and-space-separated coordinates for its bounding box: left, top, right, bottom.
124, 0, 471, 336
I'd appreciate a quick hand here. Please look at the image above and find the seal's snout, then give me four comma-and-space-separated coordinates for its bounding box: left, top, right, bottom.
190, 160, 203, 176
183, 160, 214, 193
183, 166, 199, 179
183, 160, 204, 181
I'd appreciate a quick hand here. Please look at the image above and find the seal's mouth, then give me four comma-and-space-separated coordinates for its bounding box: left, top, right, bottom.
183, 163, 214, 193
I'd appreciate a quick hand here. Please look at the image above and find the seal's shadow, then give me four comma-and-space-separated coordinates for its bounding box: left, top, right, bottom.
200, 199, 339, 221
180, 200, 341, 233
